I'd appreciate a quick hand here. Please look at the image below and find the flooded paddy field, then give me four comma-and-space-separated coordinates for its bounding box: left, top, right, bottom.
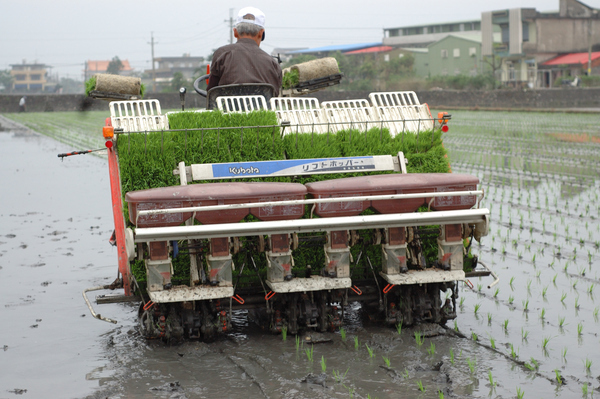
1, 110, 599, 398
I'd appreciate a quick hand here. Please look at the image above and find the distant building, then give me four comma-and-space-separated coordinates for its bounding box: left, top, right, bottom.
144, 54, 206, 88
539, 51, 600, 85
427, 32, 502, 77
482, 0, 600, 87
10, 61, 51, 92
84, 59, 134, 80
383, 20, 482, 48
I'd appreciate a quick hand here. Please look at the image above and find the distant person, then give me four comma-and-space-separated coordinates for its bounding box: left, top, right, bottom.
207, 7, 282, 96
19, 96, 26, 112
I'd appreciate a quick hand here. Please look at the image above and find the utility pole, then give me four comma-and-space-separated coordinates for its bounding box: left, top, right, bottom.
226, 8, 234, 44
149, 32, 157, 92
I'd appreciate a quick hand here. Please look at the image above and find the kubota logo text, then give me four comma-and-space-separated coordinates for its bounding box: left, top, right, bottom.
229, 166, 259, 175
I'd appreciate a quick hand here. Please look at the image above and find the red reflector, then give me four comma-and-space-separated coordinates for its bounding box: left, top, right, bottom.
441, 125, 449, 132
105, 140, 114, 148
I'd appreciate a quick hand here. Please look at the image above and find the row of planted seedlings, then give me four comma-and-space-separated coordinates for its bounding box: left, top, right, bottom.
116, 109, 456, 293
445, 135, 600, 397
272, 294, 526, 398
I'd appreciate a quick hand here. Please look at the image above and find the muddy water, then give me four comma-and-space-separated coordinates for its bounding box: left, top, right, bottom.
1, 119, 597, 398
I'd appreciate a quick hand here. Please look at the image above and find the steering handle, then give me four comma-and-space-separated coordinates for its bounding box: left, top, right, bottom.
193, 74, 210, 97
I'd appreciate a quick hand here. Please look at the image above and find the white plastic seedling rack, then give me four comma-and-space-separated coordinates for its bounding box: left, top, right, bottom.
109, 91, 438, 138
215, 95, 269, 113
270, 97, 328, 133
369, 91, 434, 135
321, 99, 377, 133
109, 99, 169, 132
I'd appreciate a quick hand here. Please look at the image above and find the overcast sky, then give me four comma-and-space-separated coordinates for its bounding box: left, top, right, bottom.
3, 0, 600, 79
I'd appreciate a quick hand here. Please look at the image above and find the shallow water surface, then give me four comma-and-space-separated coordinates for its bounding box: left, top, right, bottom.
1, 118, 599, 398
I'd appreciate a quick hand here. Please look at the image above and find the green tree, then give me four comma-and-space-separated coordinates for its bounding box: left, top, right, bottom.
106, 56, 124, 75
0, 69, 14, 92
165, 72, 190, 92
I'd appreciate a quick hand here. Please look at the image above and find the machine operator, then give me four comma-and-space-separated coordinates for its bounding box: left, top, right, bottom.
206, 7, 282, 96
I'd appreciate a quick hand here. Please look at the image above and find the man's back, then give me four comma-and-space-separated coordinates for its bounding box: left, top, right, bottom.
208, 38, 281, 95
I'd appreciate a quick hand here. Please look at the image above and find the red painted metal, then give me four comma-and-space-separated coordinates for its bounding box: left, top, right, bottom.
126, 182, 306, 227
105, 117, 132, 296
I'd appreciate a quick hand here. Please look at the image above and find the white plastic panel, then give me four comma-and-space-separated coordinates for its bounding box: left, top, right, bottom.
109, 100, 169, 132
369, 91, 421, 107
270, 97, 328, 134
321, 99, 377, 132
216, 95, 269, 113
368, 92, 433, 136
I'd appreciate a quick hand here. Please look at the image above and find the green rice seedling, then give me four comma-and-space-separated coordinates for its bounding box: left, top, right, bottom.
493, 288, 500, 298
354, 336, 359, 350
332, 368, 349, 383
542, 286, 548, 298
522, 328, 529, 341
339, 327, 346, 342
84, 76, 96, 96
438, 389, 444, 399
554, 369, 563, 385
403, 368, 409, 379
510, 344, 518, 359
453, 320, 458, 331
559, 316, 566, 328
414, 332, 425, 347
459, 297, 465, 307
578, 322, 583, 336
594, 307, 599, 321
281, 326, 287, 341
428, 342, 436, 355
474, 303, 481, 315
516, 387, 524, 399
563, 347, 568, 359
471, 332, 478, 341
503, 319, 509, 330
487, 313, 492, 325
296, 335, 301, 351
584, 358, 592, 371
382, 356, 391, 368
509, 276, 515, 289
588, 284, 595, 295
417, 380, 425, 392
540, 308, 546, 320
320, 355, 326, 372
305, 345, 314, 362
467, 358, 475, 374
508, 295, 515, 305
524, 358, 539, 371
396, 321, 402, 335
561, 292, 567, 303
575, 297, 580, 309
542, 336, 551, 350
527, 279, 532, 291
365, 344, 374, 358
488, 370, 496, 387
553, 274, 558, 284
573, 280, 578, 289
582, 383, 589, 396
449, 348, 455, 365
477, 283, 483, 292
490, 336, 496, 349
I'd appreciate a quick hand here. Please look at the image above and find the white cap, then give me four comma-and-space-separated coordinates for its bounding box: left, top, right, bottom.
236, 7, 265, 29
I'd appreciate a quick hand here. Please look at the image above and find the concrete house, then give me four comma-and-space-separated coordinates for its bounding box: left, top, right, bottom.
10, 61, 50, 92
482, 0, 600, 87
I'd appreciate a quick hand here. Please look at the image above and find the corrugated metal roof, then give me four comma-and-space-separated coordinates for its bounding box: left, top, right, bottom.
286, 42, 382, 54
345, 46, 394, 55
541, 52, 600, 66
